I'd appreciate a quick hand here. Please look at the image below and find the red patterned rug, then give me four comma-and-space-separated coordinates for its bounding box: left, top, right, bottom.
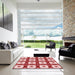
13, 57, 63, 69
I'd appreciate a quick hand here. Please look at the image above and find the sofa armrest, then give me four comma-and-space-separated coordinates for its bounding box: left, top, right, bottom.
0, 50, 13, 64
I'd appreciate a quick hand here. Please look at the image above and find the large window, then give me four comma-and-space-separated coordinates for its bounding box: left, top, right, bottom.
19, 10, 63, 48
19, 10, 63, 40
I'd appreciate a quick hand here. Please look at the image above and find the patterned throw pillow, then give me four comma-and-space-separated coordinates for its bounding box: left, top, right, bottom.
0, 42, 8, 49
7, 43, 11, 49
10, 42, 18, 48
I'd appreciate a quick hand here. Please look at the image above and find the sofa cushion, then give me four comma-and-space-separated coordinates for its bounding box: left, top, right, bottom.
13, 47, 23, 60
13, 48, 20, 60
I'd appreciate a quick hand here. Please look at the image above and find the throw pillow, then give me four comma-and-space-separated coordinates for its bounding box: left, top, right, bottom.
10, 42, 18, 48
0, 42, 8, 49
7, 43, 11, 49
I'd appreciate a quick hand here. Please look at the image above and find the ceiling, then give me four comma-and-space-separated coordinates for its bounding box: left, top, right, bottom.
2, 0, 62, 10
16, 0, 62, 9
16, 0, 61, 3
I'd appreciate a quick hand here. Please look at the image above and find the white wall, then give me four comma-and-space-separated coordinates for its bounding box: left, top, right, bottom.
0, 27, 17, 42
0, 0, 18, 42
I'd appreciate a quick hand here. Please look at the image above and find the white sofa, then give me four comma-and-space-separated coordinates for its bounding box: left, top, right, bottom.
0, 46, 24, 64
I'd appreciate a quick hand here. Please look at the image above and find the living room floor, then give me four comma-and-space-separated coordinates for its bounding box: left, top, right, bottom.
0, 48, 75, 75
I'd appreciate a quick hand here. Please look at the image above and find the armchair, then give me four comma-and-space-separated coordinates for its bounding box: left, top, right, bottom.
59, 44, 75, 59
45, 41, 56, 51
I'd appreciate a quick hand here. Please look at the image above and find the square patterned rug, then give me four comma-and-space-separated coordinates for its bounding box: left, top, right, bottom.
13, 57, 63, 69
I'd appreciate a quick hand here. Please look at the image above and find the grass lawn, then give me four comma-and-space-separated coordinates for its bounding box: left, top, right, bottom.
22, 42, 63, 48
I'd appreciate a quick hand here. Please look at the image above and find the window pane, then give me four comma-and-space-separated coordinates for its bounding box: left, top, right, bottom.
19, 10, 63, 40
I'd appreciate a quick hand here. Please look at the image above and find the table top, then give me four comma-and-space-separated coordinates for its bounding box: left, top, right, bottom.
34, 50, 49, 54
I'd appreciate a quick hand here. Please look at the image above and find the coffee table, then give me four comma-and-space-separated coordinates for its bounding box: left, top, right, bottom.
34, 49, 49, 57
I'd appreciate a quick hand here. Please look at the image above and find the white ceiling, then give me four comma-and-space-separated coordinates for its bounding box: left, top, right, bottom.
4, 0, 62, 10
16, 0, 61, 3
18, 3, 62, 9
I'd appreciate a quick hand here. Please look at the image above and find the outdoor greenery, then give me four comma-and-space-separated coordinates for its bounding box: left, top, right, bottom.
21, 40, 63, 48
